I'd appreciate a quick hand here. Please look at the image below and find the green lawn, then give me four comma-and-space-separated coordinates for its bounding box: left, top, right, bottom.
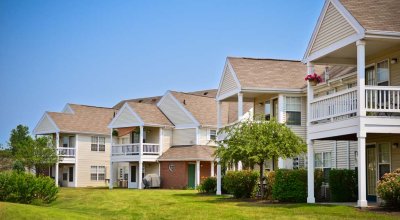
0, 188, 397, 220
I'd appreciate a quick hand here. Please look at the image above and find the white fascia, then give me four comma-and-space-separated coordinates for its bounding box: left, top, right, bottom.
107, 103, 144, 128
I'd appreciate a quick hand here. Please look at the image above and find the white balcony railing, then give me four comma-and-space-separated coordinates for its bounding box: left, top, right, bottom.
58, 147, 75, 157
310, 87, 358, 122
365, 86, 400, 112
112, 143, 159, 156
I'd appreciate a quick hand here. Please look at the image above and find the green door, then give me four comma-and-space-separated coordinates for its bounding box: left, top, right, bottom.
188, 164, 195, 188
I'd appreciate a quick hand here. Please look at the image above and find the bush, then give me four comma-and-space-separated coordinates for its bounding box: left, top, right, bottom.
198, 177, 217, 193
12, 161, 25, 173
264, 171, 275, 200
0, 171, 58, 204
272, 169, 307, 202
223, 170, 259, 198
377, 168, 400, 208
328, 169, 357, 202
314, 169, 324, 201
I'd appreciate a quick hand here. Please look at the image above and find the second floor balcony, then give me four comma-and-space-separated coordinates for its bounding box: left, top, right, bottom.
112, 143, 160, 156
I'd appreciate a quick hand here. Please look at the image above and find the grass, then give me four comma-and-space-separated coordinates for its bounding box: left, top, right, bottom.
0, 188, 398, 220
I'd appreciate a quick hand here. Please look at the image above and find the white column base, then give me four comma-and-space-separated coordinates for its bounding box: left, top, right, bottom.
138, 161, 143, 189
307, 197, 315, 203
216, 162, 221, 195
357, 200, 368, 208
195, 161, 200, 189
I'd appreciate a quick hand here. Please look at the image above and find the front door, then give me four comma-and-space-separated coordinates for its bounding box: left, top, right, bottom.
128, 165, 138, 188
188, 164, 195, 189
366, 144, 377, 201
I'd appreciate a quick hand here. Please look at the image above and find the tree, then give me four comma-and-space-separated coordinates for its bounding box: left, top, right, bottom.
216, 117, 306, 198
8, 125, 30, 156
9, 125, 58, 176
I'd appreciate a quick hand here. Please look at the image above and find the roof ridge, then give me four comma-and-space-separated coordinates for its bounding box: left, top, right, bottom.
228, 56, 301, 62
171, 91, 215, 99
68, 103, 114, 110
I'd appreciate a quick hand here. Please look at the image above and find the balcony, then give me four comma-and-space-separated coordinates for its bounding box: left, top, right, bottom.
58, 147, 75, 157
111, 143, 160, 162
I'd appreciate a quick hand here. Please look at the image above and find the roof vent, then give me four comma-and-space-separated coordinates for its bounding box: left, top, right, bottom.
203, 92, 208, 95
138, 100, 143, 103
183, 99, 186, 105
152, 99, 157, 102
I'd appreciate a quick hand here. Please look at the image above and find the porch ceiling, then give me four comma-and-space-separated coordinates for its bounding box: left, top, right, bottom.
313, 38, 400, 65
317, 133, 357, 141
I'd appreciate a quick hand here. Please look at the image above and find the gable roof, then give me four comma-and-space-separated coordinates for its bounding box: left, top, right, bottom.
45, 104, 115, 135
157, 145, 216, 161
227, 57, 326, 90
126, 102, 173, 127
339, 0, 400, 33
169, 91, 218, 126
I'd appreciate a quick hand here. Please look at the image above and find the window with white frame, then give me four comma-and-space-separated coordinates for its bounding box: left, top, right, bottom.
285, 97, 301, 126
315, 152, 332, 182
208, 129, 217, 141
91, 136, 106, 151
378, 143, 391, 179
90, 166, 106, 181
377, 60, 389, 86
265, 100, 271, 121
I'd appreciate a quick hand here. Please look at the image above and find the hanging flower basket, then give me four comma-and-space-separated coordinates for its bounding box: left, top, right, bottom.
305, 73, 322, 86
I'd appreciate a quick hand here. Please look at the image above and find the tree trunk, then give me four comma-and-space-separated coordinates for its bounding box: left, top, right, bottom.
259, 161, 265, 198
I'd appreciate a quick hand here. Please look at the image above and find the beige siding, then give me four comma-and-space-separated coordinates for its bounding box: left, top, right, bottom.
198, 128, 217, 146
172, 128, 197, 146
162, 128, 173, 153
310, 2, 356, 54
77, 134, 110, 187
159, 94, 195, 125
144, 127, 160, 143
112, 107, 140, 127
35, 114, 57, 133
366, 49, 400, 86
144, 162, 159, 175
219, 65, 239, 97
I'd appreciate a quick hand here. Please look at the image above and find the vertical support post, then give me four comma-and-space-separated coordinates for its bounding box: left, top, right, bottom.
277, 94, 285, 168
306, 62, 315, 203
74, 134, 78, 187
195, 160, 200, 189
307, 140, 315, 203
159, 127, 163, 155
55, 132, 59, 187
210, 161, 214, 177
216, 159, 221, 195
238, 92, 243, 120
139, 126, 144, 156
357, 40, 366, 118
138, 161, 143, 189
357, 135, 368, 207
109, 129, 113, 189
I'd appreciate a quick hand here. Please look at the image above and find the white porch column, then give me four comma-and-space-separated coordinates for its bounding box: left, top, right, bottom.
216, 159, 222, 195
277, 94, 285, 169
210, 161, 214, 177
109, 129, 113, 189
357, 135, 368, 207
306, 62, 315, 203
138, 161, 143, 189
357, 40, 366, 117
74, 134, 79, 187
55, 132, 60, 187
238, 92, 243, 120
159, 127, 163, 155
195, 160, 200, 189
307, 140, 315, 203
139, 126, 144, 156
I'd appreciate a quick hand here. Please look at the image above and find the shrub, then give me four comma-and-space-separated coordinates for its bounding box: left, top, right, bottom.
0, 171, 58, 204
223, 170, 259, 198
12, 160, 25, 173
198, 177, 217, 193
264, 171, 275, 200
328, 169, 357, 202
314, 169, 324, 201
377, 168, 400, 208
272, 169, 307, 202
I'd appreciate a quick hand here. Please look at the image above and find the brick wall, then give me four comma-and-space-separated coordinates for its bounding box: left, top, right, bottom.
160, 161, 214, 189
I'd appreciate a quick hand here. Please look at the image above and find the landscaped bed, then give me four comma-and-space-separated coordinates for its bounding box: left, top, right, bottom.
0, 188, 398, 220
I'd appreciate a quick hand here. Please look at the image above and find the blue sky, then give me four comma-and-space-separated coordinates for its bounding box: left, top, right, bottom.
0, 0, 324, 145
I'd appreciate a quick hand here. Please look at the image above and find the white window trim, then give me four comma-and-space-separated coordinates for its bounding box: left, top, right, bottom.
285, 96, 302, 126
90, 165, 106, 181
314, 152, 332, 169
207, 129, 217, 141
91, 136, 106, 152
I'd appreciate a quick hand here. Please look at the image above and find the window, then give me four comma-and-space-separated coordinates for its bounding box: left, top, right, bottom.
91, 136, 106, 152
91, 166, 106, 181
315, 152, 332, 182
378, 143, 391, 179
62, 136, 75, 148
69, 167, 74, 182
265, 101, 271, 120
377, 60, 389, 86
285, 97, 301, 126
208, 129, 217, 141
366, 66, 376, 85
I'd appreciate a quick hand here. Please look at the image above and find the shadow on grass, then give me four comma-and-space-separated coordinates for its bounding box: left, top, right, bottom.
170, 192, 340, 209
